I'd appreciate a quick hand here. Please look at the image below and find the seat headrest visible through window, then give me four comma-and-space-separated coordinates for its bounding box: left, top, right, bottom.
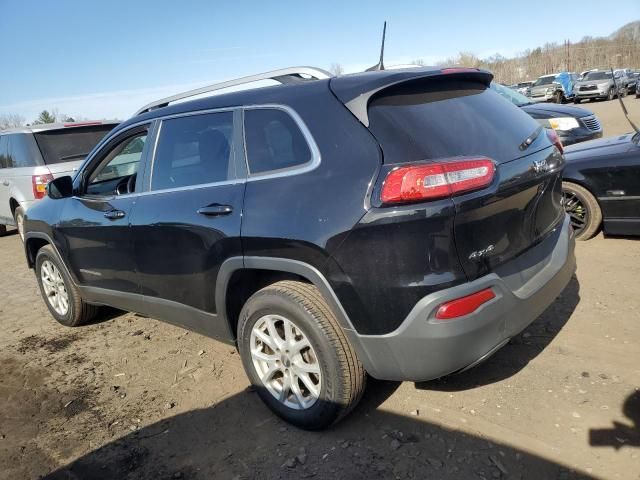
198, 129, 230, 182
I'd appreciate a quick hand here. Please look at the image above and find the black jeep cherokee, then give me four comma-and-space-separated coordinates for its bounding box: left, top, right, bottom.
23, 66, 576, 429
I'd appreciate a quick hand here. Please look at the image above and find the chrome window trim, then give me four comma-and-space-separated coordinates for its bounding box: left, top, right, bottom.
148, 107, 239, 193
81, 103, 320, 196
241, 104, 321, 182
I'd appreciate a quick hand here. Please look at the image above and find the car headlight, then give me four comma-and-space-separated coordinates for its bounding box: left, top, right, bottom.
548, 117, 579, 131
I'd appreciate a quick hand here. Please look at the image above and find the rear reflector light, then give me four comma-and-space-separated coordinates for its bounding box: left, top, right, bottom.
32, 172, 54, 199
381, 158, 495, 204
546, 128, 564, 154
435, 288, 496, 320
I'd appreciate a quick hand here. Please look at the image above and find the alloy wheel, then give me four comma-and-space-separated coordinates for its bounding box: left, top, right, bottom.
562, 189, 588, 235
250, 314, 322, 410
41, 260, 69, 316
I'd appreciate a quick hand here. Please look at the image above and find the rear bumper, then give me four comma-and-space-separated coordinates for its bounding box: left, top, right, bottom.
353, 215, 576, 382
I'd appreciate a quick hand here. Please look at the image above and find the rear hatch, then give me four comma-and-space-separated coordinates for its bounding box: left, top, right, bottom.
331, 70, 565, 280
33, 123, 117, 177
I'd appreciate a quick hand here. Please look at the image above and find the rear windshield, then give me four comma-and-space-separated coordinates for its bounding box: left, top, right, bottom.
367, 79, 542, 165
34, 125, 115, 164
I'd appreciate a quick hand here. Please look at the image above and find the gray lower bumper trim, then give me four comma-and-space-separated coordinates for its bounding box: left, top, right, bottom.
353, 215, 576, 382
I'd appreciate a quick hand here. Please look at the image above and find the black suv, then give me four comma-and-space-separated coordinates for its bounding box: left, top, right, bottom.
23, 66, 576, 429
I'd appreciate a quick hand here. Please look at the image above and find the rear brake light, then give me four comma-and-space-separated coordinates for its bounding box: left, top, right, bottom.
380, 158, 495, 204
441, 67, 480, 74
63, 121, 102, 127
32, 172, 54, 199
435, 288, 496, 320
546, 128, 564, 154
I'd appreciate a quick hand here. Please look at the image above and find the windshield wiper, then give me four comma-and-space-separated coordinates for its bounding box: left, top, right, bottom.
519, 126, 543, 151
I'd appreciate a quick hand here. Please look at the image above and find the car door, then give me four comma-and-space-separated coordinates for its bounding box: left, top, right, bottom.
130, 109, 245, 340
595, 144, 640, 226
0, 135, 10, 224
56, 124, 153, 293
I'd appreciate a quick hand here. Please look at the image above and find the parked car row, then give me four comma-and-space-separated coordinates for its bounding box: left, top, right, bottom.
510, 68, 639, 104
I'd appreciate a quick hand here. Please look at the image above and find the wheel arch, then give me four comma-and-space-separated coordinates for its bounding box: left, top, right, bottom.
217, 257, 358, 342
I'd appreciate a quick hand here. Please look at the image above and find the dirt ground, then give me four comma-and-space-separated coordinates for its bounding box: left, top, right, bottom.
1, 97, 640, 480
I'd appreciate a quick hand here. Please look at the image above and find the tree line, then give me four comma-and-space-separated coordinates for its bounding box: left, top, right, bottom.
0, 109, 81, 130
435, 21, 640, 84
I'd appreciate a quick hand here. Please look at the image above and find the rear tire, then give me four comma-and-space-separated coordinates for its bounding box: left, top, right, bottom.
561, 182, 602, 241
554, 91, 564, 104
35, 245, 99, 326
13, 206, 25, 242
0, 225, 6, 236
237, 280, 366, 430
574, 98, 581, 104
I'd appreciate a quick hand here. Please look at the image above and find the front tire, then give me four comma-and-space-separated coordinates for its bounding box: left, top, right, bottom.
35, 245, 98, 326
574, 98, 581, 104
0, 224, 6, 236
561, 182, 602, 240
237, 280, 366, 430
608, 88, 616, 101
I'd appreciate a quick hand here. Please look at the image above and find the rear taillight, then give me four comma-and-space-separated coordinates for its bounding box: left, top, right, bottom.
32, 172, 54, 199
380, 158, 495, 204
546, 128, 564, 154
435, 288, 496, 320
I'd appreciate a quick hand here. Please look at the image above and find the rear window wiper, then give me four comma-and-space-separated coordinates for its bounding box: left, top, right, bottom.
519, 126, 543, 151
58, 153, 89, 161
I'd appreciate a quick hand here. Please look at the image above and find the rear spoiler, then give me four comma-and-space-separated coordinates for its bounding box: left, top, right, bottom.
329, 67, 493, 127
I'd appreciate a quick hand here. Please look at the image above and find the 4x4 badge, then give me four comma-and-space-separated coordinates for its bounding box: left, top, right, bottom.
532, 158, 550, 173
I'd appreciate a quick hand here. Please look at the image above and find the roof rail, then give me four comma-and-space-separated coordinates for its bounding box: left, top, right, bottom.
135, 66, 333, 115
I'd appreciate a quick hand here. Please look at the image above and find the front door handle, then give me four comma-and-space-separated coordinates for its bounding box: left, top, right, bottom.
197, 204, 233, 217
104, 209, 126, 220
2, 180, 8, 186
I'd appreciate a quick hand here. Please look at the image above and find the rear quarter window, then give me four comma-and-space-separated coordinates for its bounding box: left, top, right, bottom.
244, 108, 312, 175
7, 134, 42, 168
367, 79, 542, 165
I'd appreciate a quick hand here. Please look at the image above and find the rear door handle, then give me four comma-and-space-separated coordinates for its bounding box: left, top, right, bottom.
197, 204, 233, 217
104, 209, 126, 220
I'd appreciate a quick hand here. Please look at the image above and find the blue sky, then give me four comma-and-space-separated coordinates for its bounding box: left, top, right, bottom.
1, 0, 638, 121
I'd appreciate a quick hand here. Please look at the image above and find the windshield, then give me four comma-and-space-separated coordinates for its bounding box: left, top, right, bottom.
533, 76, 555, 86
490, 82, 532, 107
584, 71, 612, 81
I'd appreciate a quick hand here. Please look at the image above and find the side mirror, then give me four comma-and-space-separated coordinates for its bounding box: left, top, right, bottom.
47, 176, 74, 199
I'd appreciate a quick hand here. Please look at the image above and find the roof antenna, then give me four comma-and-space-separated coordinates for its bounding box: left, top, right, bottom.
610, 68, 639, 136
366, 21, 387, 72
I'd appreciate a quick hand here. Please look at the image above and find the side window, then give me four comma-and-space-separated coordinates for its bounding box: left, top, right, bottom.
7, 134, 40, 168
151, 111, 234, 191
244, 108, 312, 175
0, 136, 7, 169
85, 132, 147, 196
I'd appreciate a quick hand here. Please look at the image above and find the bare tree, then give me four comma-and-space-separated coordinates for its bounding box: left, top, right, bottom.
0, 113, 26, 130
330, 63, 344, 76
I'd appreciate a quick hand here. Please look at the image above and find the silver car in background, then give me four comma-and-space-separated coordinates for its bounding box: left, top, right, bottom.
0, 122, 117, 239
574, 70, 625, 103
